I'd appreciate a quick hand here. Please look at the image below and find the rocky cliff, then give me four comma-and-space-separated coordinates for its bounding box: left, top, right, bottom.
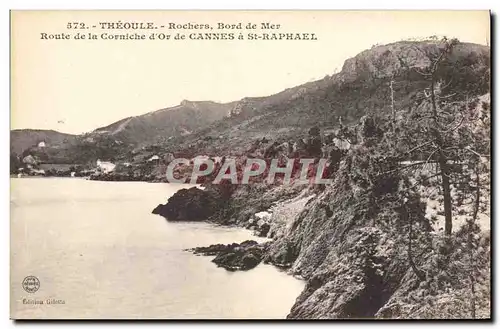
13, 37, 491, 319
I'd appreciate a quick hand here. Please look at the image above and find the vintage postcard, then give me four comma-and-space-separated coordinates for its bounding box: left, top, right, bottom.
10, 10, 491, 319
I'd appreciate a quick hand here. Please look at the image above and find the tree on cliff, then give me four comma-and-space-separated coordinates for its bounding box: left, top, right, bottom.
394, 37, 490, 236
442, 97, 490, 318
383, 38, 490, 315
345, 38, 491, 292
306, 125, 323, 157
347, 94, 490, 316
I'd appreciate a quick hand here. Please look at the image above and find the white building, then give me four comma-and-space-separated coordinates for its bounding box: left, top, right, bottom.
96, 159, 116, 173
37, 141, 46, 148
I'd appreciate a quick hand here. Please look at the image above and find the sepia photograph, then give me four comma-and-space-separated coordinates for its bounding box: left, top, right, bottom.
9, 10, 491, 320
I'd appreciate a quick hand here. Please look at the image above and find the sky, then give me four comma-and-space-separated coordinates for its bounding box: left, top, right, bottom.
11, 10, 490, 134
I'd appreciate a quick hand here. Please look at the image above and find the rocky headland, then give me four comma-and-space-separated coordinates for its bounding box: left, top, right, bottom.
188, 240, 268, 271
12, 38, 491, 319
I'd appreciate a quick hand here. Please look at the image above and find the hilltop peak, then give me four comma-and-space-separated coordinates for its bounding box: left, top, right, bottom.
336, 40, 489, 83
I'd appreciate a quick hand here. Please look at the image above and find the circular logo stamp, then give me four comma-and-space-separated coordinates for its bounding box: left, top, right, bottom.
22, 276, 40, 293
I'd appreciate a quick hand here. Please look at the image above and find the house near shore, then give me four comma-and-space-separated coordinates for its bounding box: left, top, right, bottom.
148, 155, 160, 162
37, 141, 46, 148
96, 159, 116, 173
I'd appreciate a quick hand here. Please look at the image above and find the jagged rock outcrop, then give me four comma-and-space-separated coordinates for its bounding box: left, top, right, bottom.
261, 145, 420, 319
152, 183, 238, 221
152, 187, 222, 221
207, 183, 305, 226
336, 40, 489, 83
246, 211, 272, 237
188, 240, 268, 271
145, 40, 489, 319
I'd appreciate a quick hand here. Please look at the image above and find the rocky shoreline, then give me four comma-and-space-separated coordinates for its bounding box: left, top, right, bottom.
152, 142, 491, 319
10, 38, 491, 319
187, 240, 268, 271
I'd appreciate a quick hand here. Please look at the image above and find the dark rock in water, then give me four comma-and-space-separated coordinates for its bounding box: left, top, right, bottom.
190, 240, 258, 255
241, 254, 260, 268
152, 187, 220, 221
151, 204, 164, 215
189, 242, 243, 256
213, 252, 238, 268
153, 184, 236, 222
257, 223, 271, 237
188, 240, 267, 271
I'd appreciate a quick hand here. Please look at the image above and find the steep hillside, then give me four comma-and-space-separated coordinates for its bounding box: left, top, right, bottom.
152, 38, 491, 319
91, 100, 237, 145
10, 101, 235, 165
147, 40, 489, 158
89, 77, 334, 148
12, 39, 490, 171
10, 129, 76, 155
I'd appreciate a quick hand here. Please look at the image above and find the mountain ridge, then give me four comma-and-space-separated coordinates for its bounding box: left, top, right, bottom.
11, 40, 490, 165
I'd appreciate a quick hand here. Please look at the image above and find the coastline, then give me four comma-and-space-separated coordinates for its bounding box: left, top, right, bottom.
151, 144, 491, 319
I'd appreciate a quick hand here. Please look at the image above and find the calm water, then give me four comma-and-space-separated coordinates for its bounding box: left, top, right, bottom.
10, 178, 304, 319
